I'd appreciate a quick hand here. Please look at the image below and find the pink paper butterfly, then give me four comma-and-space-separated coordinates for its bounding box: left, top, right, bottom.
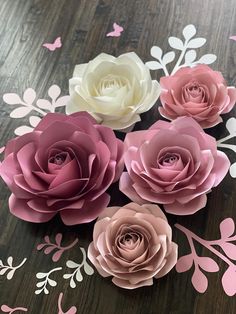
106, 23, 123, 37
42, 37, 62, 51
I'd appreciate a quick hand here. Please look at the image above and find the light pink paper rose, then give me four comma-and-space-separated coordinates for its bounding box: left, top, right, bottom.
88, 202, 177, 289
119, 117, 230, 215
0, 112, 124, 225
159, 65, 236, 128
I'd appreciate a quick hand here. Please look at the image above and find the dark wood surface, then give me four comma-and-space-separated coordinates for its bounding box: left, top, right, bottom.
0, 0, 236, 313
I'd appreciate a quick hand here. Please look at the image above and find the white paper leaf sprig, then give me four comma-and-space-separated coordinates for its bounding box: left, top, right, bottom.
3, 85, 70, 136
63, 247, 94, 288
35, 267, 62, 295
146, 24, 217, 76
217, 117, 236, 178
0, 257, 27, 280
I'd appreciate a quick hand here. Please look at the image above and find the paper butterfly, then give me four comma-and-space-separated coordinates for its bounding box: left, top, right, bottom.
42, 37, 62, 51
230, 36, 236, 41
106, 23, 124, 37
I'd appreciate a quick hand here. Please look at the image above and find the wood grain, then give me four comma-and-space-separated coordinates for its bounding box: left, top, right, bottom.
0, 0, 236, 313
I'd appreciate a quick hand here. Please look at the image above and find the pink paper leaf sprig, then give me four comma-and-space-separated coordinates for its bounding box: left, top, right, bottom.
1, 305, 28, 313
175, 219, 236, 296
0, 257, 27, 280
57, 293, 77, 314
37, 233, 79, 262
3, 85, 69, 136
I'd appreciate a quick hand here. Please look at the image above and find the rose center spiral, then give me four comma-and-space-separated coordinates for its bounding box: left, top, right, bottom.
159, 153, 179, 166
98, 74, 130, 96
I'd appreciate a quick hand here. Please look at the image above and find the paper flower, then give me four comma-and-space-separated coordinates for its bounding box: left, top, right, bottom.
66, 52, 160, 131
88, 202, 177, 289
159, 65, 236, 128
120, 117, 230, 215
0, 112, 124, 225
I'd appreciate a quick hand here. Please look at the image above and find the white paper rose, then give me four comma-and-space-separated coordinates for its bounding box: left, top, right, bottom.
66, 52, 161, 131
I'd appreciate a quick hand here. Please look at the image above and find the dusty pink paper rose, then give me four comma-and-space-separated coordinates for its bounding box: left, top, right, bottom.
120, 117, 230, 215
88, 202, 177, 289
159, 65, 236, 128
0, 112, 124, 225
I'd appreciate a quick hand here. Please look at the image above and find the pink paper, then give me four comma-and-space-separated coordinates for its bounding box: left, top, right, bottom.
42, 37, 62, 51
106, 23, 123, 37
175, 218, 236, 296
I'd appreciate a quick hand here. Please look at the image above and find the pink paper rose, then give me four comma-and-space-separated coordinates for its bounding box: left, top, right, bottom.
0, 112, 124, 225
88, 202, 177, 289
120, 117, 230, 215
159, 65, 236, 128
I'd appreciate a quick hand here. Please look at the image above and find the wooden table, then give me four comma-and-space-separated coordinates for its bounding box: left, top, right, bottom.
0, 0, 236, 313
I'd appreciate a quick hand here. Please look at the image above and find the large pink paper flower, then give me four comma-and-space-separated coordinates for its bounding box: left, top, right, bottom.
119, 117, 230, 215
159, 65, 236, 128
88, 202, 177, 289
0, 112, 124, 225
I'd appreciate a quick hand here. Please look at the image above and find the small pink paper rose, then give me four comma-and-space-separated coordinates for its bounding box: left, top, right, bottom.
0, 112, 124, 225
159, 65, 236, 128
119, 117, 230, 215
88, 202, 177, 289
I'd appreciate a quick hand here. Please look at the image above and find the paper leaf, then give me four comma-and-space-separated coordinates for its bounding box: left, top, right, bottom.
187, 38, 206, 48
150, 46, 163, 60
29, 116, 41, 128
183, 24, 196, 41
52, 250, 63, 262
44, 287, 49, 295
36, 281, 45, 288
145, 61, 163, 70
84, 263, 94, 276
191, 267, 208, 293
226, 117, 236, 134
7, 256, 13, 267
36, 272, 47, 279
15, 125, 33, 136
48, 278, 57, 287
162, 51, 175, 65
222, 267, 236, 296
168, 36, 184, 50
1, 305, 12, 312
10, 107, 32, 118
198, 257, 219, 272
176, 254, 193, 273
3, 93, 22, 105
7, 269, 15, 280
230, 163, 236, 178
63, 274, 71, 279
70, 278, 76, 289
0, 268, 8, 275
44, 246, 55, 254
36, 99, 52, 111
220, 218, 235, 238
55, 96, 70, 108
66, 261, 79, 268
35, 289, 42, 295
48, 85, 61, 100
55, 233, 62, 246
184, 50, 196, 64
23, 88, 36, 105
196, 54, 217, 65
221, 243, 236, 260
76, 270, 83, 282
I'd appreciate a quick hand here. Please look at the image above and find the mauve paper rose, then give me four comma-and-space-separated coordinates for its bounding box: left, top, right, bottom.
119, 117, 230, 215
88, 202, 177, 289
66, 52, 161, 131
0, 112, 124, 225
159, 65, 236, 128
